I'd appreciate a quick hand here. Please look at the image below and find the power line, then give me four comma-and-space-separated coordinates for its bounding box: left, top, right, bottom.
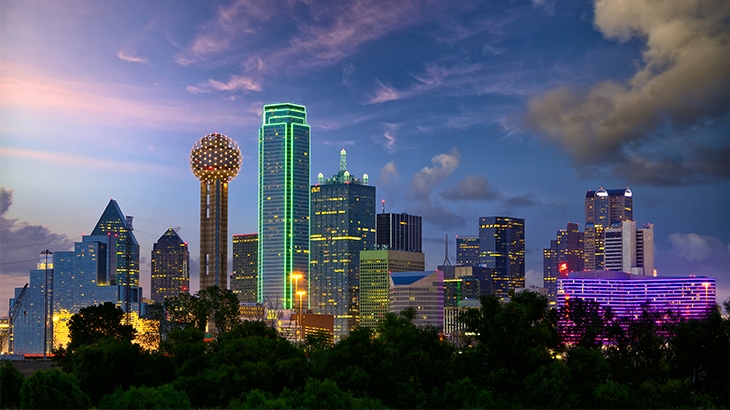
0, 258, 39, 266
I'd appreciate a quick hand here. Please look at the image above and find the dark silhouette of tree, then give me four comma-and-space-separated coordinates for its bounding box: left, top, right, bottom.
1, 360, 24, 409
65, 302, 135, 351
19, 368, 89, 409
98, 384, 191, 409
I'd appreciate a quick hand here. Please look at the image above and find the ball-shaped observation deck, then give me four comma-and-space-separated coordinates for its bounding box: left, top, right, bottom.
190, 133, 242, 182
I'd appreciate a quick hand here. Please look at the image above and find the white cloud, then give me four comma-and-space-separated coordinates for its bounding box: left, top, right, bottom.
186, 75, 261, 94
412, 148, 461, 199
369, 82, 400, 104
116, 50, 148, 64
668, 233, 715, 262
380, 161, 399, 184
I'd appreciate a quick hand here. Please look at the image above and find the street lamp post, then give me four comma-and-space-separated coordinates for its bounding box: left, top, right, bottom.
297, 291, 306, 341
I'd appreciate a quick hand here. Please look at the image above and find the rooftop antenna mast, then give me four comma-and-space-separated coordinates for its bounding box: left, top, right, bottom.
340, 149, 347, 173
442, 235, 452, 266
381, 199, 385, 214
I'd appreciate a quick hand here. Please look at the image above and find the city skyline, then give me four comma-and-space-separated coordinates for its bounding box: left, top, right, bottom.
1, 1, 729, 307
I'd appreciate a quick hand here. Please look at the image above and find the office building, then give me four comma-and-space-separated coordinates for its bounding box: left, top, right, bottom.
310, 149, 376, 340
456, 236, 479, 266
258, 103, 310, 310
557, 271, 716, 323
11, 200, 142, 354
376, 212, 422, 252
389, 270, 444, 329
584, 188, 632, 270
232, 233, 258, 304
543, 222, 584, 304
359, 249, 424, 329
90, 199, 139, 287
150, 228, 190, 304
604, 221, 654, 275
190, 132, 242, 290
478, 216, 525, 300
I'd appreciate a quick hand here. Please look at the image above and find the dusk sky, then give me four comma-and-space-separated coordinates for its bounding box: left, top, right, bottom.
2, 0, 729, 307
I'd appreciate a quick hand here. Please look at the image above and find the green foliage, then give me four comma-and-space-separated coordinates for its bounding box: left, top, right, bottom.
164, 286, 240, 338
63, 337, 170, 405
98, 384, 190, 409
19, 368, 89, 410
66, 302, 135, 351
1, 360, 24, 409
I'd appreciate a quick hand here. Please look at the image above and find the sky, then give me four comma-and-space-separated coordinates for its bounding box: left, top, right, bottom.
2, 0, 729, 309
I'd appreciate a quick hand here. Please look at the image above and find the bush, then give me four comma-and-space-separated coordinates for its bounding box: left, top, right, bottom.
1, 361, 24, 409
98, 384, 190, 409
19, 368, 89, 409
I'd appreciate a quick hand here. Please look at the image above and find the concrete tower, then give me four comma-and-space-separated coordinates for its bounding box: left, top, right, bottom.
190, 132, 242, 291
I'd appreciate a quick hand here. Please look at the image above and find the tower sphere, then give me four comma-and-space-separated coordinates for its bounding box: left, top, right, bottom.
190, 133, 242, 182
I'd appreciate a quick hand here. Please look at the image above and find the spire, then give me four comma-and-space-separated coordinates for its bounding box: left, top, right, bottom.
442, 234, 452, 266
340, 149, 347, 173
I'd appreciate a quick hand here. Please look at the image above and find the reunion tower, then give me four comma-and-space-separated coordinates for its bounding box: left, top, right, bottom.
190, 133, 242, 291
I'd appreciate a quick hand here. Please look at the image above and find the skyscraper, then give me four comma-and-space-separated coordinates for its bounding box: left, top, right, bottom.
456, 236, 479, 266
584, 187, 632, 270
90, 199, 139, 287
604, 221, 654, 275
376, 212, 422, 252
151, 228, 190, 304
543, 222, 584, 304
389, 270, 444, 329
359, 249, 424, 329
232, 233, 258, 303
478, 216, 525, 300
310, 149, 376, 340
190, 133, 242, 291
258, 103, 310, 310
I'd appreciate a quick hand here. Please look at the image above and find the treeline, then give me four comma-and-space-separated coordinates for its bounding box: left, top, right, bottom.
2, 288, 730, 409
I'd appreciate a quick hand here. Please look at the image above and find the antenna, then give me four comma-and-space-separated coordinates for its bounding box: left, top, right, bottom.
442, 235, 452, 266
340, 149, 347, 173
381, 199, 385, 214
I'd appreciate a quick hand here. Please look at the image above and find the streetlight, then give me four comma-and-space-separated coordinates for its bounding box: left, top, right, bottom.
297, 290, 306, 341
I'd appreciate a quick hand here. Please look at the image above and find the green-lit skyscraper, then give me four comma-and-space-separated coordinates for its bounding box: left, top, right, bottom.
258, 103, 310, 310
310, 149, 375, 340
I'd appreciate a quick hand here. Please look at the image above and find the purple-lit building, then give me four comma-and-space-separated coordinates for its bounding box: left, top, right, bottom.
557, 271, 716, 321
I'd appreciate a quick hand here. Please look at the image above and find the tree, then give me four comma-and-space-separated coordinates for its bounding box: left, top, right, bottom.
66, 302, 135, 351
164, 286, 240, 338
1, 360, 24, 409
19, 368, 89, 409
98, 384, 191, 409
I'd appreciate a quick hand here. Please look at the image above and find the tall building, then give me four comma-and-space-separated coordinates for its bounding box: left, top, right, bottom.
150, 228, 190, 304
90, 199, 139, 287
478, 216, 525, 300
376, 212, 422, 252
543, 222, 584, 304
359, 249, 424, 329
604, 221, 654, 275
258, 103, 310, 310
456, 236, 479, 266
310, 149, 376, 340
389, 270, 444, 329
10, 200, 142, 354
232, 233, 258, 304
190, 132, 242, 291
584, 188, 632, 270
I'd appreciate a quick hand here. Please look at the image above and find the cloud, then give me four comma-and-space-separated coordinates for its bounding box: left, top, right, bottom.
187, 75, 261, 94
372, 124, 399, 152
116, 50, 148, 64
0, 147, 180, 177
412, 148, 461, 200
0, 63, 249, 129
525, 0, 730, 185
413, 201, 466, 230
503, 193, 539, 209
0, 187, 75, 305
441, 175, 500, 201
668, 233, 717, 262
380, 161, 399, 184
525, 269, 543, 288
368, 82, 400, 104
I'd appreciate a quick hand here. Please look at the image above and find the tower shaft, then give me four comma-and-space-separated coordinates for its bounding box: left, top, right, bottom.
200, 180, 229, 290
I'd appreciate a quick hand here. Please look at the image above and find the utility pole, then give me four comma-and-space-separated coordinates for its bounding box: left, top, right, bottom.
41, 250, 53, 359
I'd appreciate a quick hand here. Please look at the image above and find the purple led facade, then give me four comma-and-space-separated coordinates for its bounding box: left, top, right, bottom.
557, 271, 716, 321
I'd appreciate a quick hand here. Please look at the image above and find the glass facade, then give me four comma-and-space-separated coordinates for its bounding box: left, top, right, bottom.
376, 213, 422, 252
543, 222, 584, 304
151, 228, 190, 304
584, 188, 632, 270
359, 249, 424, 329
389, 270, 444, 329
258, 103, 310, 310
232, 233, 258, 304
90, 200, 139, 287
478, 216, 525, 300
310, 152, 375, 341
456, 236, 479, 266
